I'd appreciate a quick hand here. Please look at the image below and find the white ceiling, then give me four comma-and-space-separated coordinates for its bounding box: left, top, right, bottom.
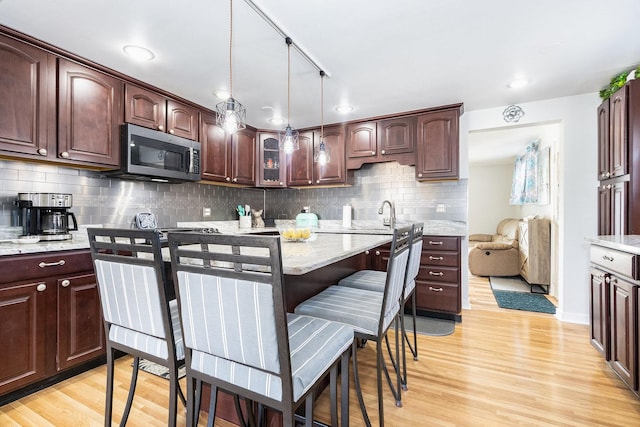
1, 0, 639, 136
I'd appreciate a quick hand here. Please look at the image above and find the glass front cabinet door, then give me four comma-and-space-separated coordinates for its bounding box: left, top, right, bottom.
258, 132, 286, 187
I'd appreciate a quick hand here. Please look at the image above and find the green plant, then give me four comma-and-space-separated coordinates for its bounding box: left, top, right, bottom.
600, 70, 630, 101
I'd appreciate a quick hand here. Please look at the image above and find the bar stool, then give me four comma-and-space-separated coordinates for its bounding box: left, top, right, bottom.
167, 232, 354, 427
294, 225, 412, 427
338, 222, 424, 388
87, 228, 188, 427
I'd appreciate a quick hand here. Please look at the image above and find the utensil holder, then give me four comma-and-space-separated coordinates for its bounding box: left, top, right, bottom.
239, 216, 252, 229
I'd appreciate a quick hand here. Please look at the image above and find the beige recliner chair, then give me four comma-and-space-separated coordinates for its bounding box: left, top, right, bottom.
469, 218, 520, 277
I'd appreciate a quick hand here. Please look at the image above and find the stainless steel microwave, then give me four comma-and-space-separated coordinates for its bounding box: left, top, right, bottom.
105, 123, 201, 183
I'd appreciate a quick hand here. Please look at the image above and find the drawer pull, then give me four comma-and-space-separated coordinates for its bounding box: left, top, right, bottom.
37, 283, 46, 292
61, 279, 71, 287
39, 260, 66, 268
429, 256, 444, 260
428, 241, 443, 245
428, 286, 444, 292
429, 271, 444, 276
602, 255, 614, 262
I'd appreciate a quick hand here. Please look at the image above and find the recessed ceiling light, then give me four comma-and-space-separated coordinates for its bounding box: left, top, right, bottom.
269, 117, 285, 126
508, 78, 529, 89
335, 105, 353, 114
122, 45, 155, 61
214, 90, 230, 100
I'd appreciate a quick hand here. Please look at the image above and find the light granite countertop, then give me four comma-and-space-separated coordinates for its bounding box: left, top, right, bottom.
177, 219, 467, 237
585, 235, 640, 255
0, 219, 466, 259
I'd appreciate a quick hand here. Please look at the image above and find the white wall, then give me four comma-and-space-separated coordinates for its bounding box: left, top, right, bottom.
468, 163, 520, 234
466, 93, 600, 324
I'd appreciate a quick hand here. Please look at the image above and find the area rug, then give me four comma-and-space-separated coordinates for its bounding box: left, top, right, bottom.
492, 290, 556, 314
490, 276, 547, 294
403, 315, 455, 336
136, 359, 186, 380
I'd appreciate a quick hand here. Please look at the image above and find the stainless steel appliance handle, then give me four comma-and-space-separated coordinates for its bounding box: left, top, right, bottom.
188, 148, 195, 173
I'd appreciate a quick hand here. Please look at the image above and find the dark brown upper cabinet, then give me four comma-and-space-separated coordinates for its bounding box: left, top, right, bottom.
415, 108, 460, 181
125, 84, 198, 141
287, 131, 315, 186
58, 58, 122, 167
200, 111, 255, 185
0, 34, 56, 160
346, 116, 415, 169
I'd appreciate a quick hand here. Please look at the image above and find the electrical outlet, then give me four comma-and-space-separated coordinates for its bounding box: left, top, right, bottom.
203, 207, 211, 217
436, 204, 447, 213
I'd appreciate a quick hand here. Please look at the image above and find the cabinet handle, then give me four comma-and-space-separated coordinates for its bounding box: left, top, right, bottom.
60, 151, 69, 158
365, 250, 370, 255
381, 150, 386, 155
610, 277, 618, 285
605, 276, 610, 283
39, 260, 66, 268
602, 255, 614, 262
225, 177, 231, 181
428, 241, 443, 245
418, 173, 423, 178
158, 125, 164, 131
37, 283, 47, 292
308, 180, 312, 184
375, 251, 381, 256
38, 148, 48, 156
428, 286, 444, 292
169, 129, 175, 134
279, 182, 284, 186
429, 255, 444, 260
61, 279, 70, 287
233, 178, 237, 182
605, 171, 610, 178
371, 151, 376, 155
429, 271, 444, 276
316, 180, 320, 184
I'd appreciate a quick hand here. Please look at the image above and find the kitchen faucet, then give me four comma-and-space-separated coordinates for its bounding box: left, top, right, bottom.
378, 200, 396, 228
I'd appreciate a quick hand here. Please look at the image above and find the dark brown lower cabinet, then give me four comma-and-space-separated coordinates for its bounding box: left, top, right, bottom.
0, 250, 105, 400
610, 276, 637, 390
589, 242, 639, 397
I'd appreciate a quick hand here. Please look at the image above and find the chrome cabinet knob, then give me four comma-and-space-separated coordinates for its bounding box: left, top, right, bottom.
37, 283, 46, 292
226, 177, 231, 181
365, 250, 370, 255
279, 182, 284, 186
418, 173, 423, 178
371, 151, 376, 155
61, 279, 70, 287
60, 151, 69, 158
38, 148, 47, 156
158, 125, 164, 131
308, 180, 312, 184
169, 129, 175, 134
316, 180, 320, 184
381, 150, 386, 155
375, 251, 380, 256
232, 177, 237, 182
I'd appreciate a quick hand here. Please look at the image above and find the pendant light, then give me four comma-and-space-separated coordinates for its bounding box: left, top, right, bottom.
216, 0, 246, 134
279, 37, 299, 154
314, 70, 330, 165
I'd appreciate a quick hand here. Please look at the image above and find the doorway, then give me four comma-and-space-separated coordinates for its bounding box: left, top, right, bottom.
467, 121, 560, 299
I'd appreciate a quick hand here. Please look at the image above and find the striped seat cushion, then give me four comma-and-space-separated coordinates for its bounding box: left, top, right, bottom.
188, 314, 353, 401
338, 271, 416, 300
109, 299, 185, 361
294, 286, 398, 337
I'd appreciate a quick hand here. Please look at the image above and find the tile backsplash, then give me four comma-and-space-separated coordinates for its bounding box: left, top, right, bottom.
0, 159, 467, 229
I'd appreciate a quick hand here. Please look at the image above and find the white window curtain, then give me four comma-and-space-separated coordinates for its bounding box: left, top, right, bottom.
510, 141, 540, 205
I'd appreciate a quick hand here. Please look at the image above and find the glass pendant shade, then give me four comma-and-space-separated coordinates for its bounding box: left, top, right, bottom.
216, 97, 246, 134
314, 139, 330, 165
279, 124, 299, 155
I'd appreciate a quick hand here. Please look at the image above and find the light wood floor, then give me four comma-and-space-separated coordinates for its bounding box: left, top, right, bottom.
2, 274, 640, 426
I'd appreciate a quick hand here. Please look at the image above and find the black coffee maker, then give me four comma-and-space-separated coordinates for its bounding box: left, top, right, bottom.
16, 193, 78, 241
